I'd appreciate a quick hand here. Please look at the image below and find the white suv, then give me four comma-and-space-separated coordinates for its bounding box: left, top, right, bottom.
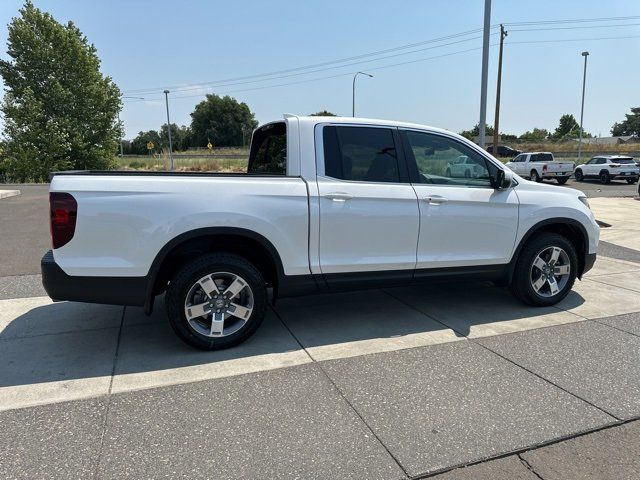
574, 155, 639, 184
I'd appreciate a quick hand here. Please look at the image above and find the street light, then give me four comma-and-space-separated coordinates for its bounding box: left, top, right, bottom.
578, 51, 589, 160
352, 72, 373, 117
119, 96, 146, 157
163, 90, 174, 171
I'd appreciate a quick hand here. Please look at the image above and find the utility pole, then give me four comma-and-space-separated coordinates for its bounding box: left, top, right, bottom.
117, 112, 124, 157
578, 51, 589, 160
492, 24, 507, 154
478, 0, 492, 148
163, 89, 174, 171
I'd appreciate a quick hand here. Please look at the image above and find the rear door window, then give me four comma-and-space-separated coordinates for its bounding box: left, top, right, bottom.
323, 126, 401, 183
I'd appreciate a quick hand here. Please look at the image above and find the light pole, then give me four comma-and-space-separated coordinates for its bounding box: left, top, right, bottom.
163, 90, 174, 171
352, 72, 373, 117
478, 0, 492, 148
119, 96, 146, 157
578, 51, 589, 160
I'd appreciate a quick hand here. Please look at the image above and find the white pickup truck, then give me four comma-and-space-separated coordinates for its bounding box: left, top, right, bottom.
506, 152, 575, 184
43, 115, 599, 350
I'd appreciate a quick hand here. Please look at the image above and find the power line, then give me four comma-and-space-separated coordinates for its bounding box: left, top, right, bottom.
126, 34, 495, 97
503, 15, 640, 26
509, 22, 640, 32
126, 45, 492, 102
506, 34, 640, 45
123, 27, 495, 95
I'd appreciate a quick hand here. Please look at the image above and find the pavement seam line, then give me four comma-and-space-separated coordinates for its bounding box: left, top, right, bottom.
0, 324, 122, 343
592, 318, 640, 339
270, 304, 410, 479
414, 418, 640, 479
383, 288, 622, 421
517, 454, 545, 480
92, 305, 126, 480
474, 340, 620, 421
314, 359, 411, 479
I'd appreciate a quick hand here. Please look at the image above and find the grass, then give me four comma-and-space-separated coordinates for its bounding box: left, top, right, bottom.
115, 147, 249, 172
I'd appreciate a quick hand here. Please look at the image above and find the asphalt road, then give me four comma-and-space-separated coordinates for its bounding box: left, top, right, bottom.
0, 185, 50, 276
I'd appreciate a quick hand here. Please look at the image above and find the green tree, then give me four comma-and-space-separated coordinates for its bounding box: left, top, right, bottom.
309, 110, 337, 116
611, 107, 640, 137
131, 130, 161, 155
0, 1, 121, 182
190, 94, 258, 147
160, 123, 192, 151
519, 128, 550, 142
552, 114, 580, 140
459, 123, 494, 140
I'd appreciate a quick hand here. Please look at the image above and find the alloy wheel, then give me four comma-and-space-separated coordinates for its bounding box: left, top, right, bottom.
529, 246, 571, 298
183, 272, 254, 338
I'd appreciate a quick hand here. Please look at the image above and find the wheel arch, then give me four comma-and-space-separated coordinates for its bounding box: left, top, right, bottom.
144, 227, 285, 314
507, 218, 589, 283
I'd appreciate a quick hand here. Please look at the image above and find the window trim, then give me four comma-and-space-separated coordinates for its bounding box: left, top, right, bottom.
399, 128, 503, 188
313, 123, 411, 184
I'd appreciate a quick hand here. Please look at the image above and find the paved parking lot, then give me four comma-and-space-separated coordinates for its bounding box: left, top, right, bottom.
1, 183, 640, 479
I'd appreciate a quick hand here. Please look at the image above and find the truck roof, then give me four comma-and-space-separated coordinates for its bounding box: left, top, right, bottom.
280, 114, 460, 138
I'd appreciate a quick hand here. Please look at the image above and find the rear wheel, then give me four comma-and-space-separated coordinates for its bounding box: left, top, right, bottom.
510, 233, 577, 306
165, 253, 267, 350
530, 170, 541, 183
574, 169, 584, 182
600, 170, 611, 184
556, 177, 569, 185
626, 178, 637, 184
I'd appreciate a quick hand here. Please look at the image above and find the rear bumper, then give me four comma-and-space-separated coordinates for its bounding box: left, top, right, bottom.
41, 250, 147, 306
542, 172, 572, 178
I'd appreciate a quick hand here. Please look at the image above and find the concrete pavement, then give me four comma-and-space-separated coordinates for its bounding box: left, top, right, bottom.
1, 190, 640, 478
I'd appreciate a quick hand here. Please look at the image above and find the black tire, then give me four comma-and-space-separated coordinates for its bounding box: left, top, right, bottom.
165, 253, 267, 350
574, 169, 584, 182
626, 178, 637, 185
530, 170, 541, 182
600, 170, 611, 184
556, 177, 569, 185
510, 233, 577, 307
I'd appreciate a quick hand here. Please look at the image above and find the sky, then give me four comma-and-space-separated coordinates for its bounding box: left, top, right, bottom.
0, 0, 638, 140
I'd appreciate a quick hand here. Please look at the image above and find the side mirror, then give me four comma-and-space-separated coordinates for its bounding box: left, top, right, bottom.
493, 168, 513, 190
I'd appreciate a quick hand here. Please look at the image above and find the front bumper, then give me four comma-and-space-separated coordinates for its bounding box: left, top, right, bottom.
41, 250, 147, 306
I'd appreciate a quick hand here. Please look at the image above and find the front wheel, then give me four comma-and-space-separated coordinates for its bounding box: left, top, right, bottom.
510, 233, 577, 306
165, 253, 267, 350
574, 169, 584, 182
557, 177, 569, 185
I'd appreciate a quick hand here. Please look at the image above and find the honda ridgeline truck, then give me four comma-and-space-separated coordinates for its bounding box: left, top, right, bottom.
43, 115, 599, 350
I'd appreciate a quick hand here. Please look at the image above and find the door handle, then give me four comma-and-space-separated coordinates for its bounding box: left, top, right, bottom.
323, 192, 353, 202
423, 195, 447, 204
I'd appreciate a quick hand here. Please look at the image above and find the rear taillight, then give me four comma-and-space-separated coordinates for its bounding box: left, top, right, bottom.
542, 164, 548, 172
611, 164, 620, 168
50, 192, 77, 249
